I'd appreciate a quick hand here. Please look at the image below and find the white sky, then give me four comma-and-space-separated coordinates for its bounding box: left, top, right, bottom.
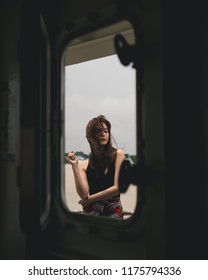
65, 54, 136, 155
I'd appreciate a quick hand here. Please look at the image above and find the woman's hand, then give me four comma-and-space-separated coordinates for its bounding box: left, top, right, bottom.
78, 195, 91, 208
67, 151, 78, 166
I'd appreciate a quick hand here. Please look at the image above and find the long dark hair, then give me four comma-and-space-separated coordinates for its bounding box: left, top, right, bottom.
86, 115, 116, 174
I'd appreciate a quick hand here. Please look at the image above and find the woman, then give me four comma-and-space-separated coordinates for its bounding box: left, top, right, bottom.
67, 115, 125, 219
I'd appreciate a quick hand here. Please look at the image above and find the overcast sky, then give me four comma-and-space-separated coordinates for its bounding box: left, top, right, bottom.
65, 54, 136, 155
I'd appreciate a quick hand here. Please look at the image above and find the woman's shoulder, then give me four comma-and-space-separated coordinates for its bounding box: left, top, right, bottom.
116, 148, 124, 156
79, 159, 89, 171
115, 148, 125, 161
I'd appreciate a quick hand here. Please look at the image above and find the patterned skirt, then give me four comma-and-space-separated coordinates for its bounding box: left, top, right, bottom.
83, 198, 123, 219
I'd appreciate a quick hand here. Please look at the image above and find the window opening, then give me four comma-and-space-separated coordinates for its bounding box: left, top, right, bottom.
63, 21, 137, 219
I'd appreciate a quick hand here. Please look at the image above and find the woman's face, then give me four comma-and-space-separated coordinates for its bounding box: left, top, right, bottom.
98, 122, 109, 145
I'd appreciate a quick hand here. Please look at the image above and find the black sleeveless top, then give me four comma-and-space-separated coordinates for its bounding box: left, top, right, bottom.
86, 161, 115, 195
84, 150, 122, 218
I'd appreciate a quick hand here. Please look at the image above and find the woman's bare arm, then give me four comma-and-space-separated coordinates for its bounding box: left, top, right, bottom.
68, 152, 89, 199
